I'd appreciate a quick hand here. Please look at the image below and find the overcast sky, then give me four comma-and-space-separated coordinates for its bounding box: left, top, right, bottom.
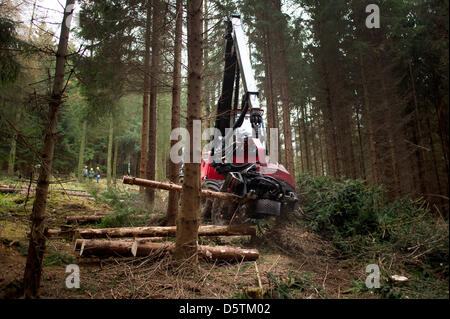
16, 0, 80, 40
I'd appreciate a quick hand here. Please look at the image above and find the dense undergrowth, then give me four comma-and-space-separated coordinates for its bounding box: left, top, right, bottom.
296, 173, 449, 298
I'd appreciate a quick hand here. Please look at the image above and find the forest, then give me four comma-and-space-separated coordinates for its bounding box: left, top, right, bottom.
0, 0, 448, 301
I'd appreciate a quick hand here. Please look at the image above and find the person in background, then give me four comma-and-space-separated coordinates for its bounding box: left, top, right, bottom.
95, 167, 101, 183
82, 166, 88, 180
88, 168, 94, 182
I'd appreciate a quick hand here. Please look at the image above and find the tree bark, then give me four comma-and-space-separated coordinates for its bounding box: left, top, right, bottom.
321, 58, 339, 177
409, 60, 427, 195
77, 120, 87, 180
166, 0, 183, 226
260, 9, 276, 147
140, 0, 151, 192
356, 105, 366, 179
300, 104, 311, 172
203, 0, 210, 135
66, 214, 110, 224
359, 53, 379, 184
7, 108, 20, 176
123, 176, 240, 201
113, 134, 119, 186
174, 0, 202, 264
77, 224, 256, 239
146, 0, 162, 208
75, 239, 259, 261
23, 0, 74, 298
317, 113, 325, 175
294, 123, 303, 173
274, 0, 295, 177
107, 115, 113, 187
377, 58, 401, 196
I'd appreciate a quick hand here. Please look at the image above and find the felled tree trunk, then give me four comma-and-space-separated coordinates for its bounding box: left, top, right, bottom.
0, 187, 17, 193
123, 176, 240, 202
74, 239, 259, 261
76, 224, 256, 239
66, 214, 109, 224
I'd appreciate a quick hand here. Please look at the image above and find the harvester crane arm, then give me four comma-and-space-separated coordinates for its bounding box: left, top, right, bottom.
214, 15, 263, 141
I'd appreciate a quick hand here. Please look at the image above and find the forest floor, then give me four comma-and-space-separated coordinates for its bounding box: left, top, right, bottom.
0, 177, 447, 299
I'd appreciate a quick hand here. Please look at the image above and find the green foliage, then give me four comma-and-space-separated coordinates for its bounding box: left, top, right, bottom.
298, 175, 383, 239
0, 193, 15, 213
0, 17, 21, 84
251, 217, 275, 238
230, 271, 318, 299
264, 272, 305, 299
297, 173, 449, 298
94, 187, 149, 228
297, 173, 448, 260
43, 252, 75, 267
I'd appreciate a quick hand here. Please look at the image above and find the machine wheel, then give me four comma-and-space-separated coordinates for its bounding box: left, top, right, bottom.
210, 180, 239, 225
201, 180, 222, 222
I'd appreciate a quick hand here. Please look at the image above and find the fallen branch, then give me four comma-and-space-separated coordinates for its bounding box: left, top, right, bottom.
122, 176, 241, 202
0, 187, 18, 193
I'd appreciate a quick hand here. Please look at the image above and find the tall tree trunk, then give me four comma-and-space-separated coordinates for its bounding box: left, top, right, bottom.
166, 0, 183, 226
425, 115, 445, 209
203, 0, 210, 137
23, 0, 74, 298
146, 0, 162, 208
294, 123, 303, 173
356, 105, 366, 179
309, 107, 318, 175
300, 104, 311, 171
317, 115, 325, 175
359, 53, 379, 184
260, 10, 276, 146
113, 135, 119, 186
7, 108, 20, 176
377, 59, 401, 196
409, 60, 427, 195
321, 60, 339, 178
432, 88, 449, 180
107, 115, 113, 187
274, 0, 295, 177
140, 0, 151, 192
343, 107, 357, 179
77, 120, 87, 180
174, 0, 202, 264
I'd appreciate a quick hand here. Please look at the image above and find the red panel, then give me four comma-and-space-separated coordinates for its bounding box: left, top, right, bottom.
200, 149, 296, 190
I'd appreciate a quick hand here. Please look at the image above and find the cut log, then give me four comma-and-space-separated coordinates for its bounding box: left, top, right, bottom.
74, 239, 259, 261
66, 215, 108, 224
0, 187, 18, 193
123, 176, 241, 201
77, 224, 256, 239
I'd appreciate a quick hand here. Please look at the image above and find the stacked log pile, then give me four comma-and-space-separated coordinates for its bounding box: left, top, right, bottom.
47, 176, 260, 262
